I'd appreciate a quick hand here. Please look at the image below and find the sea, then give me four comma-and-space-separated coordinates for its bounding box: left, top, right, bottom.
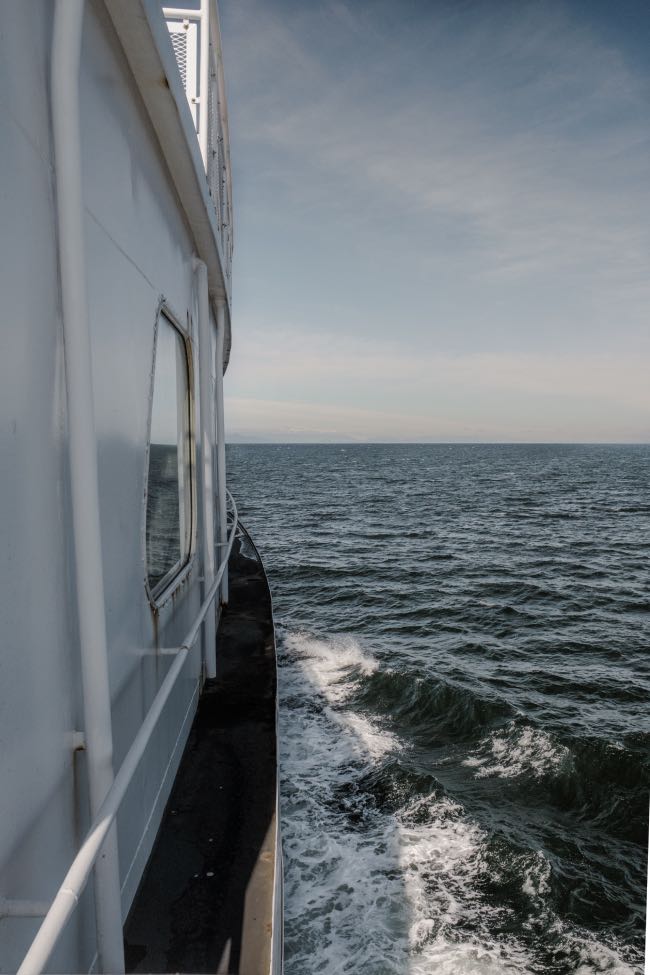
226, 443, 649, 975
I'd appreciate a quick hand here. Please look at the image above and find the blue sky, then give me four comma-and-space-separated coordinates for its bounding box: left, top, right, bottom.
220, 0, 650, 442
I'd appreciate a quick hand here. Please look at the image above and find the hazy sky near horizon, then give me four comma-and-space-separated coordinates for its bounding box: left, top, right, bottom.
220, 0, 650, 442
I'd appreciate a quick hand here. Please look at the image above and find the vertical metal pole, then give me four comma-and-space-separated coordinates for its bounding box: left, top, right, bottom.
194, 259, 217, 677
51, 3, 125, 972
198, 0, 210, 167
214, 299, 229, 605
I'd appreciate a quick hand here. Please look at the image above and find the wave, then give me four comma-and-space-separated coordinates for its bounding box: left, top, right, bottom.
278, 629, 534, 974
277, 626, 644, 974
463, 723, 571, 780
356, 669, 513, 744
228, 425, 648, 975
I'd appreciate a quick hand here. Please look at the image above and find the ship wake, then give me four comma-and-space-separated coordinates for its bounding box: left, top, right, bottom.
277, 625, 640, 975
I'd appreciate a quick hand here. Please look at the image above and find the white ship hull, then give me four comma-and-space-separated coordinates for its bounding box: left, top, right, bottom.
0, 2, 282, 972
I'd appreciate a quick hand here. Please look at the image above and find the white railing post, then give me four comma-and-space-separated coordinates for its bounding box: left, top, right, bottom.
50, 2, 125, 972
198, 0, 210, 166
194, 258, 217, 678
214, 298, 229, 604
206, 0, 233, 281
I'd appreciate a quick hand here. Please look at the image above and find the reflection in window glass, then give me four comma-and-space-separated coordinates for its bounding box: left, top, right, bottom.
146, 313, 192, 594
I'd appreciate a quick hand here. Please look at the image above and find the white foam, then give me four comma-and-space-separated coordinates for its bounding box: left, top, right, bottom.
283, 629, 380, 697
563, 927, 640, 975
463, 723, 571, 780
395, 794, 536, 974
409, 939, 531, 975
521, 850, 552, 902
277, 628, 533, 973
280, 629, 398, 766
277, 627, 639, 975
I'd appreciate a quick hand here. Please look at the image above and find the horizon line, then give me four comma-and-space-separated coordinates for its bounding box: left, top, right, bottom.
225, 439, 649, 446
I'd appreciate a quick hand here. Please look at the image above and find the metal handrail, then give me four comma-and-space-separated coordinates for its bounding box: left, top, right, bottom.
17, 490, 239, 975
162, 0, 233, 281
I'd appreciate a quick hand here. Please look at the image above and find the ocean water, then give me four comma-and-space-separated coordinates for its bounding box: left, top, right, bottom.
226, 443, 649, 974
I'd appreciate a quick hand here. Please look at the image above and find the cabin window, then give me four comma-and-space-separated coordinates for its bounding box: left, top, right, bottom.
145, 310, 193, 596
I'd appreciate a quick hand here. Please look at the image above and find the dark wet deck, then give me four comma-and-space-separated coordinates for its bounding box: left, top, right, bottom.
124, 528, 279, 974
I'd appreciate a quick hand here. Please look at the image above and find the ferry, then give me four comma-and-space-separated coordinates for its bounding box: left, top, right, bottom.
0, 1, 283, 972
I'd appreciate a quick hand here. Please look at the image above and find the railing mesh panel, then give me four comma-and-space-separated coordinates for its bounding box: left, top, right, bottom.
163, 7, 232, 284
170, 30, 188, 88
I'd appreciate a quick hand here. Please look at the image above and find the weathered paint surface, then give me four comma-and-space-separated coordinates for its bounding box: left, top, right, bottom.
0, 2, 222, 971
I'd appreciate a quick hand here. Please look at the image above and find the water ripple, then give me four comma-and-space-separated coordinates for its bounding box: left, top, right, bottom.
228, 443, 649, 974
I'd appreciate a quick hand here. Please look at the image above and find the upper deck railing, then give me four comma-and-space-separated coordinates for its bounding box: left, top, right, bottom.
163, 1, 233, 284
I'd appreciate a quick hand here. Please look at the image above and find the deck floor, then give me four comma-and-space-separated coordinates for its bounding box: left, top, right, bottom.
124, 530, 278, 974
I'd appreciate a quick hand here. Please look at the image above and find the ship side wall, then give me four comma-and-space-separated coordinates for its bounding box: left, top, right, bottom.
0, 8, 91, 969
0, 3, 220, 971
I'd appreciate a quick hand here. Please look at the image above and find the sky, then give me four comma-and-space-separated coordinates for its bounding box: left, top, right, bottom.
219, 0, 650, 443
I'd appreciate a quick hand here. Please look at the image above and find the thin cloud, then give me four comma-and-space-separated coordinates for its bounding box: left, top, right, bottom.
221, 0, 650, 442
227, 0, 650, 282
226, 393, 648, 443
226, 326, 649, 442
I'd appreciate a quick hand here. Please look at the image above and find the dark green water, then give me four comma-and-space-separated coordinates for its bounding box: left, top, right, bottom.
227, 443, 649, 974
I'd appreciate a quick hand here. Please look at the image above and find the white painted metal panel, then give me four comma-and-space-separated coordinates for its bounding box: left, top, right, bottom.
0, 0, 229, 970
0, 7, 95, 971
80, 0, 206, 935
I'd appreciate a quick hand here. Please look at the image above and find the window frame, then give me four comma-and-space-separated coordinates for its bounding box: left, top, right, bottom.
143, 301, 197, 608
